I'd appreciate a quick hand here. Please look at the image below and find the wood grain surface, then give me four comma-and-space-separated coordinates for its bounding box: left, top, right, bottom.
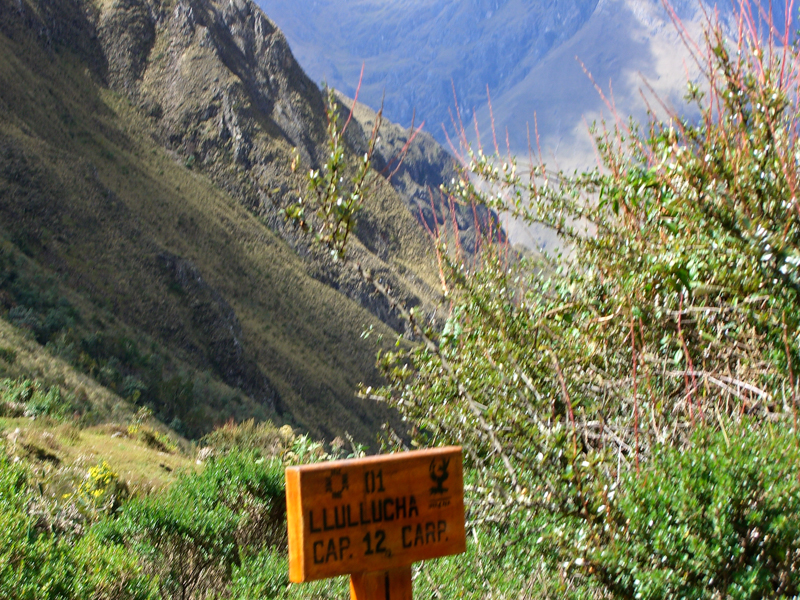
350, 567, 413, 600
286, 447, 466, 582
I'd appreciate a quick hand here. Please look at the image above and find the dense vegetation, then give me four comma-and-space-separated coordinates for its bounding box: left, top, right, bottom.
4, 0, 800, 599
286, 3, 800, 598
382, 11, 800, 600
0, 436, 286, 599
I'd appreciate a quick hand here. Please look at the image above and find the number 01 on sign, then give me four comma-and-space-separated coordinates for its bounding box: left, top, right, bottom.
286, 446, 466, 600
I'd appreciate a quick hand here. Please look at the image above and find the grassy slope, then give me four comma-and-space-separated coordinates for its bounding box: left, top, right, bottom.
0, 416, 195, 490
0, 15, 414, 444
0, 317, 131, 421
0, 315, 193, 490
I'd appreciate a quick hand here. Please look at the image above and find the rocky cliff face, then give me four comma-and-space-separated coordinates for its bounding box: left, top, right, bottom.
91, 0, 448, 317
0, 0, 463, 442
336, 92, 499, 257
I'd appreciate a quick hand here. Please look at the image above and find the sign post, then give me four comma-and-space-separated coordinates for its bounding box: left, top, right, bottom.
286, 446, 466, 599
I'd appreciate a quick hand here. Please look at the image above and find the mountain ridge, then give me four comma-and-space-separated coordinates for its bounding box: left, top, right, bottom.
0, 0, 465, 443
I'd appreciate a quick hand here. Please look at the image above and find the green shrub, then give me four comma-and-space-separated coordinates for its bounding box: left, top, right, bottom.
592, 422, 800, 599
282, 575, 349, 600
185, 450, 287, 551
121, 376, 147, 403
70, 531, 159, 600
200, 418, 291, 458
282, 86, 383, 261
228, 548, 289, 600
0, 446, 147, 600
0, 377, 77, 420
99, 449, 287, 599
107, 492, 239, 600
283, 432, 331, 465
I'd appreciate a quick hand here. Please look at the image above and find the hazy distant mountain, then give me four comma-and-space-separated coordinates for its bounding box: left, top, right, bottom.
256, 0, 788, 249
255, 0, 600, 140
257, 0, 784, 173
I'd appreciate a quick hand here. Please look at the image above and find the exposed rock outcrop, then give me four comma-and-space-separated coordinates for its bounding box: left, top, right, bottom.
157, 251, 280, 413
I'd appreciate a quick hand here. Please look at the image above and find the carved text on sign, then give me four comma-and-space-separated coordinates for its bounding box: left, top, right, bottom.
286, 447, 466, 582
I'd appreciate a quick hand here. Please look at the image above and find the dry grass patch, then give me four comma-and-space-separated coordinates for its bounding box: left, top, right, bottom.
1, 417, 195, 491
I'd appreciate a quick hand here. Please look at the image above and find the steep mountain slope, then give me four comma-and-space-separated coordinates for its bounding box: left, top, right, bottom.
0, 0, 455, 443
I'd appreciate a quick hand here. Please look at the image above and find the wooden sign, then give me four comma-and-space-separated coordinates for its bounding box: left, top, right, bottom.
285, 446, 466, 587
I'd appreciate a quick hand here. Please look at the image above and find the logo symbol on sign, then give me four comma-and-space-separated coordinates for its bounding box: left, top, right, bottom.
325, 469, 348, 498
429, 457, 450, 495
